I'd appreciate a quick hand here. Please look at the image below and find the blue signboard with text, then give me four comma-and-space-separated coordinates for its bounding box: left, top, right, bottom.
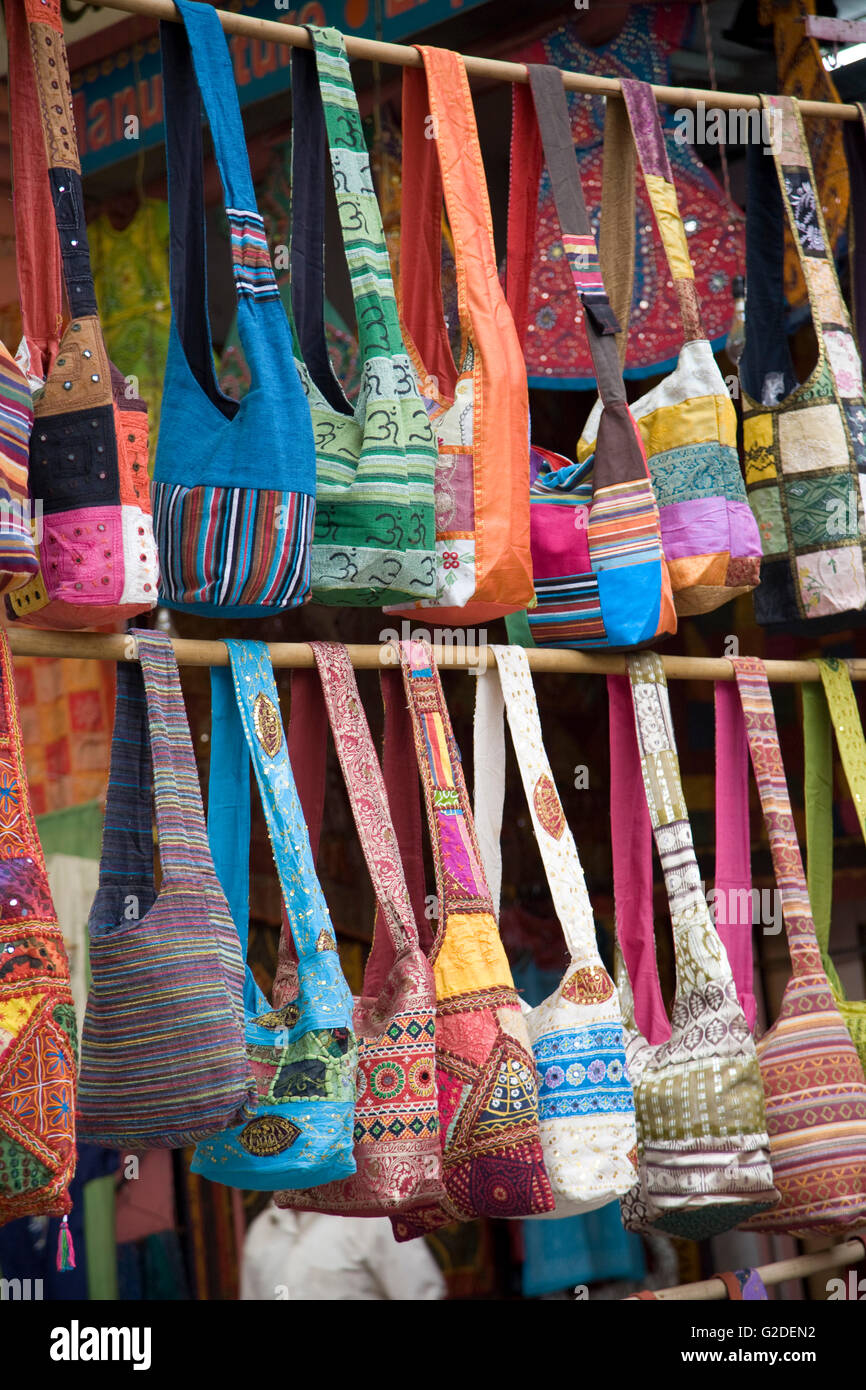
70, 0, 490, 174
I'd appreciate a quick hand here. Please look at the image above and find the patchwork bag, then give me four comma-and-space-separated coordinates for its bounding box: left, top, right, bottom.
291, 29, 437, 607
505, 65, 674, 651
741, 96, 866, 633
609, 654, 778, 1239
387, 44, 533, 624
77, 630, 255, 1148
387, 640, 554, 1238
191, 641, 357, 1190
0, 632, 77, 1225
5, 0, 158, 631
473, 645, 638, 1215
731, 656, 866, 1235
803, 658, 866, 1069
152, 0, 316, 617
275, 642, 442, 1215
579, 79, 762, 618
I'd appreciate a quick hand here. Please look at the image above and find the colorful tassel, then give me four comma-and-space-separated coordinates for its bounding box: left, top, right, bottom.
56, 1213, 76, 1272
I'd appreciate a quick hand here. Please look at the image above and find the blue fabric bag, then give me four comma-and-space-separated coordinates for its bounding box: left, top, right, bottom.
152, 0, 316, 617
191, 641, 358, 1190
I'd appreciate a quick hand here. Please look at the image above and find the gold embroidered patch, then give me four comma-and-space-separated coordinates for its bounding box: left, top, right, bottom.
238, 1116, 301, 1156
316, 930, 337, 953
533, 774, 565, 840
253, 692, 282, 758
561, 965, 615, 1006
256, 1003, 300, 1031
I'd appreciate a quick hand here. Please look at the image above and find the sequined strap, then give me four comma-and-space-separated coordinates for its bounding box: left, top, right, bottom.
731, 655, 826, 979
626, 650, 720, 988
714, 682, 757, 1030
19, 0, 98, 319
477, 646, 604, 966
620, 79, 704, 345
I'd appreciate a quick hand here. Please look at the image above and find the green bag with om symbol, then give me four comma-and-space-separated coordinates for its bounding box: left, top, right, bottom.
289, 27, 437, 606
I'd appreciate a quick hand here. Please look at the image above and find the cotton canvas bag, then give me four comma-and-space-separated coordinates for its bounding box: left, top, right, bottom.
386, 640, 554, 1239
191, 641, 357, 1190
609, 654, 778, 1238
730, 656, 866, 1235
291, 29, 437, 608
505, 65, 674, 651
741, 96, 866, 632
77, 630, 255, 1148
0, 632, 77, 1225
473, 645, 638, 1215
5, 0, 157, 630
803, 658, 866, 1068
275, 642, 442, 1215
152, 0, 316, 617
579, 80, 762, 617
386, 45, 533, 624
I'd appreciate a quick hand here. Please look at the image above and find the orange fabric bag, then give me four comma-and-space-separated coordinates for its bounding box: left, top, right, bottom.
388, 45, 533, 625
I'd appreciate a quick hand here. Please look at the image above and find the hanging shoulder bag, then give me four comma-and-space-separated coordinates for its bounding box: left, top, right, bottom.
5, 0, 157, 630
732, 656, 866, 1235
291, 28, 437, 607
0, 631, 77, 1225
474, 645, 638, 1215
191, 641, 358, 1189
609, 654, 778, 1238
77, 630, 255, 1148
152, 0, 316, 617
580, 80, 762, 617
505, 64, 674, 651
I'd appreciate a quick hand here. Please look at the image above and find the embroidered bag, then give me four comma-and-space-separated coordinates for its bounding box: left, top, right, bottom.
579, 80, 762, 617
504, 65, 675, 651
473, 645, 638, 1215
77, 630, 254, 1148
152, 0, 315, 617
0, 632, 77, 1225
274, 642, 442, 1215
191, 641, 357, 1190
731, 656, 866, 1234
803, 658, 866, 1068
386, 639, 554, 1240
5, 0, 158, 631
290, 29, 437, 607
741, 97, 866, 633
386, 45, 533, 624
609, 654, 778, 1238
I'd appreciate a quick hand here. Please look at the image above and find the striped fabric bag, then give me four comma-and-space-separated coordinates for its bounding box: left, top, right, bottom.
152, 0, 316, 617
77, 630, 255, 1147
610, 653, 778, 1239
732, 657, 866, 1235
505, 65, 674, 651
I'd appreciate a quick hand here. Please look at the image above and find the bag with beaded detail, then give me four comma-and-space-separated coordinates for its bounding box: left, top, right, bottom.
5, 0, 157, 630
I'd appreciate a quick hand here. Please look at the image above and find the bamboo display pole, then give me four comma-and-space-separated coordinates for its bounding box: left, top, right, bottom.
83, 0, 861, 121
6, 627, 866, 682
631, 1236, 866, 1301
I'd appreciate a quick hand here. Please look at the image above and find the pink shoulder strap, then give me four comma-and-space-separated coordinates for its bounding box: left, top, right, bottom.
607, 673, 669, 1044
714, 681, 757, 1029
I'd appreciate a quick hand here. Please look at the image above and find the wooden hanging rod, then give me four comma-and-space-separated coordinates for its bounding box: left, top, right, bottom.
628, 1235, 866, 1301
81, 0, 861, 122
5, 628, 866, 682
